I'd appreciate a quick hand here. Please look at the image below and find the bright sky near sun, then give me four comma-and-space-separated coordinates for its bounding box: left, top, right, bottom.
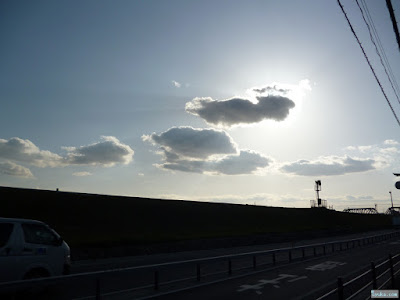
1, 0, 400, 212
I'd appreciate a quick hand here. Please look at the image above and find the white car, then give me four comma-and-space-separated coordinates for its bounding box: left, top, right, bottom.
0, 218, 71, 282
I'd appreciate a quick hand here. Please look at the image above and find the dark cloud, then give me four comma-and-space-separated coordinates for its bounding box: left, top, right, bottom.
161, 159, 206, 174
159, 151, 270, 175
143, 127, 270, 175
0, 136, 134, 170
212, 150, 271, 175
0, 161, 33, 178
142, 126, 238, 159
281, 156, 375, 176
253, 85, 290, 94
185, 95, 295, 127
64, 136, 134, 166
0, 137, 63, 167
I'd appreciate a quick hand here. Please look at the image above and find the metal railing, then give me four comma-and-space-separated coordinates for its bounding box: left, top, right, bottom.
0, 231, 399, 299
316, 253, 400, 300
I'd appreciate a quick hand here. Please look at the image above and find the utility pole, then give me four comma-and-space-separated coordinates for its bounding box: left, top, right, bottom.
315, 180, 321, 207
390, 191, 394, 209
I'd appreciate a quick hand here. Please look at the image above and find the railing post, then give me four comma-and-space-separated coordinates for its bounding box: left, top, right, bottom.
154, 270, 159, 290
228, 259, 232, 275
337, 277, 344, 300
253, 256, 257, 270
389, 254, 395, 288
96, 278, 101, 300
371, 262, 377, 289
197, 263, 201, 281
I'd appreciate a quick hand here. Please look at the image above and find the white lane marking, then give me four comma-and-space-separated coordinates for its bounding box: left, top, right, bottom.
237, 274, 307, 293
288, 275, 308, 282
306, 261, 346, 271
237, 283, 265, 292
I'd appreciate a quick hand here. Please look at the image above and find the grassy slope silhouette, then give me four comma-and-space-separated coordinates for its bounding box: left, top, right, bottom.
0, 186, 392, 258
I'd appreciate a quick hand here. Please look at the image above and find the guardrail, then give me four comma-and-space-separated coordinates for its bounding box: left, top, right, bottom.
316, 252, 400, 300
1, 231, 399, 299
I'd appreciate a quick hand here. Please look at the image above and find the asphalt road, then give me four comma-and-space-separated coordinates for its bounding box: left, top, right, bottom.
2, 229, 399, 300
71, 229, 396, 274
150, 239, 400, 300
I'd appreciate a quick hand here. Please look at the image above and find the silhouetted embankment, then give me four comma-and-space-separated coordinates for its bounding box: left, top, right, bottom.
0, 186, 393, 260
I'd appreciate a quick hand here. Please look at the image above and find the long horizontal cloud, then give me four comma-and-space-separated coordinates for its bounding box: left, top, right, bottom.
142, 126, 238, 159
0, 161, 33, 178
0, 136, 134, 178
280, 156, 376, 176
160, 150, 271, 175
0, 137, 63, 167
185, 95, 295, 127
143, 127, 270, 175
212, 150, 271, 175
64, 136, 134, 166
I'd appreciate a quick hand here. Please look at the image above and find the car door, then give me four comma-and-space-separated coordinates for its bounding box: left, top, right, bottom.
20, 222, 64, 277
0, 223, 18, 282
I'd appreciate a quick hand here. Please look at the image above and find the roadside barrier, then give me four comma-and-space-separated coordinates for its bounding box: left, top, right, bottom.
0, 231, 399, 299
316, 252, 400, 300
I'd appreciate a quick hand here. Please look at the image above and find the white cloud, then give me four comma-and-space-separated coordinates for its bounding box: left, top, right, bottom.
358, 145, 372, 153
172, 80, 181, 88
0, 137, 63, 167
384, 139, 399, 145
344, 140, 400, 169
72, 171, 92, 177
281, 155, 376, 176
0, 161, 34, 178
64, 136, 134, 167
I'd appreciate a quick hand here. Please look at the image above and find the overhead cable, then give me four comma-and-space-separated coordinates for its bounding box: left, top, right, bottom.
361, 0, 400, 103
336, 0, 400, 127
356, 0, 400, 105
386, 0, 400, 51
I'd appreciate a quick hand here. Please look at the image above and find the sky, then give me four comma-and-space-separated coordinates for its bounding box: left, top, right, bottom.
1, 0, 400, 212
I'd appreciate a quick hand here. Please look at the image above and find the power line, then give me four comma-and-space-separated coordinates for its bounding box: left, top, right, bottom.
361, 0, 400, 100
336, 0, 400, 127
361, 0, 400, 103
356, 0, 400, 105
386, 0, 400, 51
